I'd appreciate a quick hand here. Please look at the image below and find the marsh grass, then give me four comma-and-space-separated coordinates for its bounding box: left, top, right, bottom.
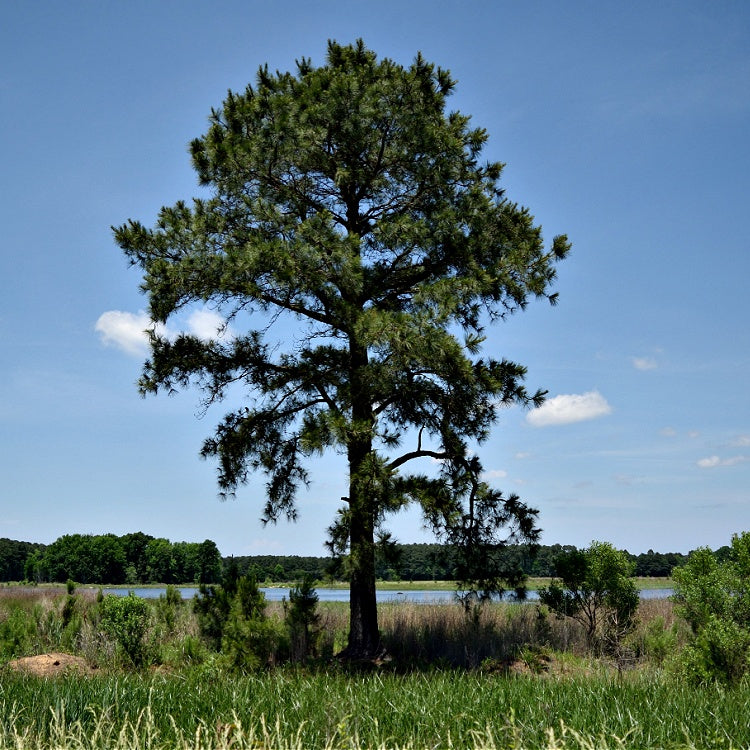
2, 590, 750, 748
1, 669, 749, 749
2, 588, 679, 671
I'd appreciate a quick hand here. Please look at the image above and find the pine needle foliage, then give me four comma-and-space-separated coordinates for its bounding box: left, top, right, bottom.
113, 39, 569, 657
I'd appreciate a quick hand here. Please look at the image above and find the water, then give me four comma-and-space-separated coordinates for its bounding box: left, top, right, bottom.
100, 586, 674, 603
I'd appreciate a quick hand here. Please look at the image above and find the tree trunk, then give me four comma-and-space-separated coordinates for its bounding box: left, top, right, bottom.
341, 338, 382, 660
346, 486, 381, 658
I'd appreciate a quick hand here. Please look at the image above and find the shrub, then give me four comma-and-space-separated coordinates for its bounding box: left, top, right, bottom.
195, 574, 286, 670
0, 607, 35, 659
284, 577, 321, 662
155, 584, 183, 633
221, 598, 286, 672
98, 593, 151, 667
677, 615, 750, 685
672, 531, 750, 684
539, 540, 639, 656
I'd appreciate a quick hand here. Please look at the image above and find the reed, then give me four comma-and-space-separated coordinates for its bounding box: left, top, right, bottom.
1, 668, 749, 748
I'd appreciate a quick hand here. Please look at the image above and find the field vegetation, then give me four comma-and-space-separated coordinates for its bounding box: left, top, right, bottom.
1, 535, 749, 747
0, 580, 745, 748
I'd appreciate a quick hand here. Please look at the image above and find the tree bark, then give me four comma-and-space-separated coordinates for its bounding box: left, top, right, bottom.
346, 478, 381, 658
341, 339, 382, 660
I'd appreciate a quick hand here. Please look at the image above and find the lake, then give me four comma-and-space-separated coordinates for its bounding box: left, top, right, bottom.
101, 586, 674, 602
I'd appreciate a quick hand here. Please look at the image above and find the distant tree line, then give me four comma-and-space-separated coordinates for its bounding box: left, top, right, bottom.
229, 543, 693, 582
2, 533, 222, 585
0, 538, 44, 581
1, 536, 697, 585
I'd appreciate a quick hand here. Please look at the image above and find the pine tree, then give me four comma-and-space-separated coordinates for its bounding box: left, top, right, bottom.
114, 40, 569, 659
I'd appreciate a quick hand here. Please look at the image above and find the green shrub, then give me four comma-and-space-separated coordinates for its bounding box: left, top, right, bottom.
673, 532, 750, 685
155, 584, 183, 632
678, 615, 750, 686
193, 584, 233, 649
160, 634, 207, 669
98, 593, 151, 668
285, 577, 321, 662
0, 607, 36, 659
640, 615, 679, 665
194, 574, 287, 670
539, 540, 638, 656
221, 599, 287, 672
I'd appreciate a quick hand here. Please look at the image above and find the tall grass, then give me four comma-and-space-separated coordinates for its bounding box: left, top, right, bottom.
1, 589, 748, 747
2, 586, 681, 670
1, 668, 749, 748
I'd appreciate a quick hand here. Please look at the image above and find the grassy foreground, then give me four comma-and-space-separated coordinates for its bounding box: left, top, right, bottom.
1, 667, 750, 749
0, 586, 744, 748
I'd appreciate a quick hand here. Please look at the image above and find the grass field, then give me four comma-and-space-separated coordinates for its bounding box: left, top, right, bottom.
1, 667, 748, 749
0, 583, 743, 748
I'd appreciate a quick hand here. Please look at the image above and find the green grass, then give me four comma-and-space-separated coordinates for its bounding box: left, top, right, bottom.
0, 584, 723, 748
0, 668, 748, 748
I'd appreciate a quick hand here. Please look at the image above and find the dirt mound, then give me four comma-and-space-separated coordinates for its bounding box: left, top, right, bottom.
7, 652, 95, 677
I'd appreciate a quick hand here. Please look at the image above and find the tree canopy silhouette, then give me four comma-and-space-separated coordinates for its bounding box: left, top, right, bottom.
114, 40, 569, 658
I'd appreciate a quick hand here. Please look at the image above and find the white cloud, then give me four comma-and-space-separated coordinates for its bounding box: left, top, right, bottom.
697, 455, 750, 469
697, 456, 721, 468
732, 435, 750, 448
481, 469, 507, 481
526, 391, 612, 427
97, 307, 234, 356
95, 310, 156, 356
660, 427, 677, 437
187, 309, 231, 340
632, 356, 657, 371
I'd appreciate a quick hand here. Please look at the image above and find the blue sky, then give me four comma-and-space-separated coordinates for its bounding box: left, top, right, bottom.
2, 1, 749, 557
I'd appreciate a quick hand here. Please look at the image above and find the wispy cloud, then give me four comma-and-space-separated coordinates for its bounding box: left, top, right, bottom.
697, 455, 750, 469
186, 309, 228, 340
96, 308, 234, 356
526, 391, 612, 427
95, 311, 159, 356
632, 356, 658, 371
481, 469, 508, 481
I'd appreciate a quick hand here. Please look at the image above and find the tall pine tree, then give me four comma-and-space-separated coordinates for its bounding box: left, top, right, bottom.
114, 40, 569, 658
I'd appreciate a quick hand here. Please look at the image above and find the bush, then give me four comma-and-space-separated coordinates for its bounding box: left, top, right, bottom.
155, 584, 183, 633
98, 593, 151, 667
195, 574, 286, 671
677, 615, 750, 685
539, 540, 639, 656
0, 607, 35, 659
221, 599, 286, 672
640, 615, 679, 665
672, 532, 750, 684
284, 577, 321, 662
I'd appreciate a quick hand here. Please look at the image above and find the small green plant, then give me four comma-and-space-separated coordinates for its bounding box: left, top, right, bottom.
639, 615, 678, 665
221, 599, 286, 672
195, 574, 286, 670
0, 607, 35, 659
284, 577, 321, 662
98, 593, 151, 668
156, 584, 183, 633
519, 644, 553, 674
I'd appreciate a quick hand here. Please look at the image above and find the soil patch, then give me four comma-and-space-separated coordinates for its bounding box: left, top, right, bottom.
7, 652, 96, 677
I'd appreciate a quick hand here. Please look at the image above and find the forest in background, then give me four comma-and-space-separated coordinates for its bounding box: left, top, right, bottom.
0, 534, 222, 585
0, 535, 714, 584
